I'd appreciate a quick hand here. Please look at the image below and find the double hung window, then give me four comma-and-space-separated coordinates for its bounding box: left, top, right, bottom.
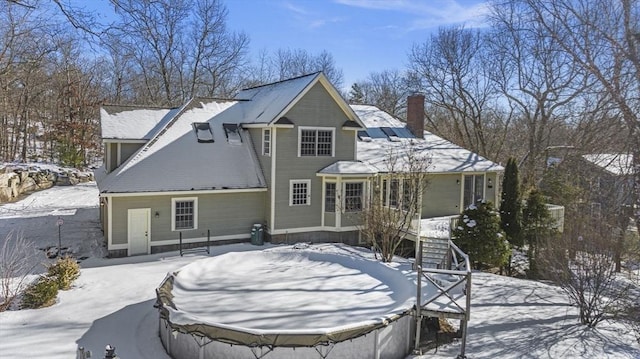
172, 198, 198, 230
299, 128, 334, 156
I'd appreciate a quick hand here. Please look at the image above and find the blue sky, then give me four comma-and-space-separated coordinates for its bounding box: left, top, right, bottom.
82, 0, 489, 90
225, 0, 490, 88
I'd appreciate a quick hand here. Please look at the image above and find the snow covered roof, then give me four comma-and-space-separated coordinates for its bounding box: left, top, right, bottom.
352, 105, 503, 173
318, 161, 379, 175
98, 73, 364, 194
582, 153, 633, 176
100, 105, 179, 140
98, 98, 266, 193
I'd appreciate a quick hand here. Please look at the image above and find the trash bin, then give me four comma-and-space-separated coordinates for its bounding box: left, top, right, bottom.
251, 224, 264, 245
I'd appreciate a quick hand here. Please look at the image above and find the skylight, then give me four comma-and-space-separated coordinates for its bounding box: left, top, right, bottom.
357, 130, 372, 142
223, 123, 242, 145
381, 127, 400, 142
193, 122, 214, 143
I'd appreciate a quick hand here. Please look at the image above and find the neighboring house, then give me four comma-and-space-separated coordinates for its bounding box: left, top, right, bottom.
96, 72, 503, 257
581, 153, 634, 219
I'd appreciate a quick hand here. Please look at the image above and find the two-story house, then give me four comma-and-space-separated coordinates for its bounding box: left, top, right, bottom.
96, 72, 503, 257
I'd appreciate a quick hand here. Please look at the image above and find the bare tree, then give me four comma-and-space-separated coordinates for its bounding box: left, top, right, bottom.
349, 69, 411, 117
249, 48, 344, 89
512, 0, 640, 233
487, 2, 590, 187
0, 231, 42, 311
539, 214, 632, 327
359, 144, 431, 262
409, 26, 509, 161
107, 0, 249, 105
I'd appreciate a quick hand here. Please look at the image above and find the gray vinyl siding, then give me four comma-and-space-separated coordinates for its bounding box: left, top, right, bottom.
273, 82, 357, 230
247, 128, 272, 228
421, 172, 501, 218
341, 212, 362, 227
120, 143, 144, 165
109, 143, 117, 172
324, 212, 336, 227
422, 174, 462, 217
485, 172, 499, 206
110, 191, 265, 246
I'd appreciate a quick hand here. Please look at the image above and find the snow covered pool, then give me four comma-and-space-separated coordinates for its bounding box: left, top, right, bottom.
155, 243, 416, 359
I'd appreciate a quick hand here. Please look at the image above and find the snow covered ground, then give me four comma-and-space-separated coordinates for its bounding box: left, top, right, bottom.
0, 183, 638, 359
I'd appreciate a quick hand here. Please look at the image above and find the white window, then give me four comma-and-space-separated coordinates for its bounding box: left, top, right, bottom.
463, 174, 485, 208
290, 180, 311, 206
172, 197, 198, 231
262, 128, 271, 156
299, 127, 334, 157
325, 182, 336, 212
389, 179, 400, 208
344, 182, 364, 212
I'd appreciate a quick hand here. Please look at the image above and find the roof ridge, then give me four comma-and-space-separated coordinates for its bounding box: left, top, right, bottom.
241, 72, 321, 91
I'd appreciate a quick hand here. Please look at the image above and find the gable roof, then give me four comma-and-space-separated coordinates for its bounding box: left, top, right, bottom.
352, 105, 503, 173
98, 73, 361, 194
582, 153, 633, 176
235, 72, 364, 128
98, 98, 266, 193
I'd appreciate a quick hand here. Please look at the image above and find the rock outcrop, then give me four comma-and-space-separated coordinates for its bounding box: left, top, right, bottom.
0, 163, 94, 203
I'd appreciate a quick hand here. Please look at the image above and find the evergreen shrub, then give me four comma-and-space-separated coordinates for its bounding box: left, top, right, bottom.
21, 276, 58, 309
47, 256, 80, 290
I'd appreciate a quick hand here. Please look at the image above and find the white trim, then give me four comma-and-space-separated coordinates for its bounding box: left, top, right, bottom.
461, 173, 487, 209
109, 243, 128, 250
270, 226, 359, 235
269, 74, 365, 128
341, 180, 366, 213
270, 128, 277, 230
105, 143, 111, 172
103, 139, 147, 144
321, 179, 338, 226
289, 179, 311, 206
297, 126, 335, 157
150, 233, 249, 246
353, 131, 358, 159
107, 197, 113, 249
316, 173, 376, 178
101, 187, 267, 197
262, 128, 271, 156
240, 123, 268, 128
171, 197, 198, 231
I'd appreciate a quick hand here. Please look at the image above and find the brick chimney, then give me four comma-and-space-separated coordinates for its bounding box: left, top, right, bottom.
406, 94, 425, 139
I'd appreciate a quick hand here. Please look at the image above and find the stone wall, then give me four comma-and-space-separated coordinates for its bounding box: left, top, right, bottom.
0, 164, 94, 203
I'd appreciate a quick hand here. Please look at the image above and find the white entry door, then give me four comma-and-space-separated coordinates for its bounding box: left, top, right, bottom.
128, 208, 150, 255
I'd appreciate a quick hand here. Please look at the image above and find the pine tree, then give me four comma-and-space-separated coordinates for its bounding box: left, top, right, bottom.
349, 83, 365, 104
500, 158, 523, 246
453, 201, 510, 269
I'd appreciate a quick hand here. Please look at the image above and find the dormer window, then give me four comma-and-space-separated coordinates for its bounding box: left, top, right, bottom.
223, 123, 242, 145
193, 122, 214, 143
